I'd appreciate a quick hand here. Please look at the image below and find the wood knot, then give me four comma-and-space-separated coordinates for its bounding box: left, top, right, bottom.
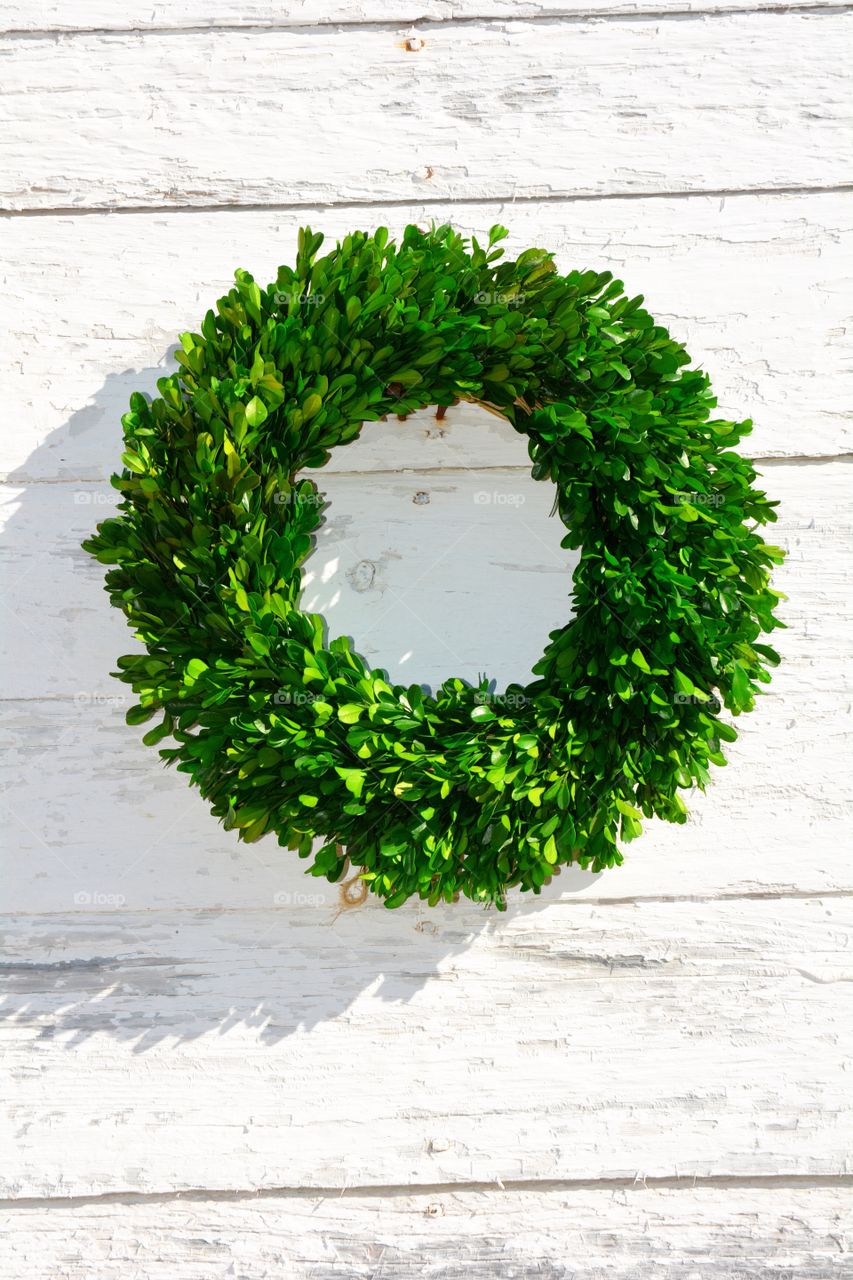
346, 559, 376, 593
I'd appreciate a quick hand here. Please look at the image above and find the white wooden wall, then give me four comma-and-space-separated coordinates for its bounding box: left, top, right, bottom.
1, 2, 851, 1275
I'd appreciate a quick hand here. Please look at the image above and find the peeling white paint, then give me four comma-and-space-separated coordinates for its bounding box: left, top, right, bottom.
2, 196, 851, 480
0, 3, 851, 1274
1, 18, 851, 211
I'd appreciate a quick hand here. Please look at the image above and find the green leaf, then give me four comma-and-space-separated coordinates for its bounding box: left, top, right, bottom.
245, 396, 268, 428
385, 369, 422, 388
121, 451, 147, 475
630, 648, 651, 673
302, 393, 323, 420
126, 704, 156, 726
731, 661, 752, 705
673, 669, 694, 696
336, 767, 366, 798
142, 716, 172, 747
385, 889, 410, 909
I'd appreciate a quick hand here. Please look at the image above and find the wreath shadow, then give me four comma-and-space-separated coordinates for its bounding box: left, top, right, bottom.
1, 354, 600, 1052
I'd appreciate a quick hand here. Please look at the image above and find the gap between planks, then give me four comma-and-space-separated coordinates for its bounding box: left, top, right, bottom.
1, 887, 852, 910
4, 1172, 853, 1211
4, 181, 853, 219
2, 2, 851, 38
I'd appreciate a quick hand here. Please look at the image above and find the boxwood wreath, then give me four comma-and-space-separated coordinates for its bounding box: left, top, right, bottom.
84, 223, 785, 909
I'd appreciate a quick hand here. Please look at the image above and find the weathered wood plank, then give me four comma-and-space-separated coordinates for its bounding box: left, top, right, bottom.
0, 465, 580, 696
2, 682, 850, 908
1, 456, 850, 694
3, 0, 846, 34
1, 897, 851, 1196
2, 458, 848, 697
1, 16, 850, 213
1, 458, 850, 907
0, 0, 848, 1258
2, 194, 850, 480
0, 1184, 850, 1278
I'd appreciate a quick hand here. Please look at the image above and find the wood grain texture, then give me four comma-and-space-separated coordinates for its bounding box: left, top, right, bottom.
2, 896, 852, 1196
1, 15, 850, 212
1, 0, 851, 1262
2, 458, 850, 909
3, 457, 848, 699
3, 683, 850, 910
2, 193, 851, 480
1, 1185, 850, 1278
3, 0, 847, 34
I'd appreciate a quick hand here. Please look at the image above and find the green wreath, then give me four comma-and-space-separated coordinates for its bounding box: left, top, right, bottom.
84, 224, 784, 908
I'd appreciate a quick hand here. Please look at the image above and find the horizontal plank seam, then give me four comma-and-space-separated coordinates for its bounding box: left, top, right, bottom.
3, 454, 851, 489
4, 1173, 853, 1209
2, 890, 852, 914
1, 2, 850, 39
3, 182, 853, 220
